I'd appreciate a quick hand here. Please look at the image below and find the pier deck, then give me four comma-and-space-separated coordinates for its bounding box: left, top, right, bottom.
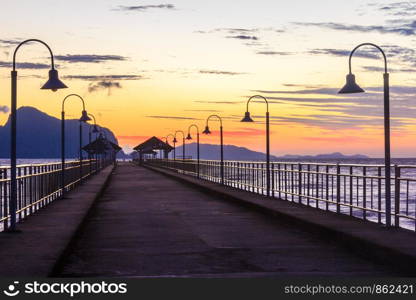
57, 163, 397, 277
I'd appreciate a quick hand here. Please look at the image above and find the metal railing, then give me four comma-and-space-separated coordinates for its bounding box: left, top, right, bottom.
144, 159, 416, 232
0, 158, 112, 231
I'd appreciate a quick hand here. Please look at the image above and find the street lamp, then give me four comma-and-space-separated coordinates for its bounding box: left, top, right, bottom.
202, 115, 224, 184
186, 124, 200, 178
338, 42, 392, 226
88, 113, 100, 145
9, 39, 67, 231
88, 114, 99, 173
241, 95, 270, 196
61, 94, 91, 197
166, 134, 176, 160
175, 130, 186, 160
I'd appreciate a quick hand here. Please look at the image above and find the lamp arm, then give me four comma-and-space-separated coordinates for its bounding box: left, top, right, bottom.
349, 43, 388, 74
188, 124, 199, 135
88, 114, 96, 125
206, 114, 223, 127
89, 124, 100, 133
62, 94, 86, 111
247, 95, 269, 112
13, 39, 55, 71
174, 130, 185, 139
166, 134, 175, 143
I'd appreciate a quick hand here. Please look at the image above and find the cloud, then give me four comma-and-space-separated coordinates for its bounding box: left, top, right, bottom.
377, 1, 416, 16
294, 21, 416, 36
256, 51, 292, 56
282, 83, 326, 88
226, 35, 259, 40
55, 54, 127, 63
195, 27, 285, 55
308, 45, 416, 68
117, 4, 175, 11
223, 128, 267, 137
0, 39, 21, 46
194, 100, 243, 105
251, 88, 342, 96
88, 81, 122, 95
247, 83, 416, 130
362, 65, 414, 73
0, 106, 9, 113
64, 75, 144, 81
306, 48, 380, 59
146, 115, 199, 120
196, 27, 283, 34
0, 61, 50, 69
199, 70, 246, 76
184, 109, 221, 112
301, 136, 365, 143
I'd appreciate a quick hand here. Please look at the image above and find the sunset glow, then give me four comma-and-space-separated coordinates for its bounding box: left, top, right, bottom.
1, 0, 415, 157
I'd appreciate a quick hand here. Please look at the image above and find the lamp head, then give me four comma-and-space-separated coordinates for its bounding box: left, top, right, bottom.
92, 124, 99, 133
338, 74, 365, 94
41, 69, 68, 92
186, 133, 192, 140
80, 110, 92, 122
173, 137, 178, 143
202, 125, 211, 135
241, 111, 254, 122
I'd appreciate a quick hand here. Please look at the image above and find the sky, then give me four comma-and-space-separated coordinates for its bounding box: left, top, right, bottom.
0, 0, 416, 157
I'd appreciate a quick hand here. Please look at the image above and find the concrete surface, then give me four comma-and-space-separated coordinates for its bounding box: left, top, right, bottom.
0, 165, 114, 277
57, 163, 398, 277
145, 164, 416, 276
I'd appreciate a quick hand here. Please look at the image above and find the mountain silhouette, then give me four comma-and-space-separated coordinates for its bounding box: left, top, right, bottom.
0, 106, 120, 158
172, 143, 369, 161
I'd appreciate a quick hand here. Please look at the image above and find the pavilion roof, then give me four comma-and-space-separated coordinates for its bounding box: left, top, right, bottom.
133, 136, 173, 152
83, 137, 121, 154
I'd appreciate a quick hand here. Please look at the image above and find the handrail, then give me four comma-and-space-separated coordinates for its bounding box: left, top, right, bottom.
142, 158, 416, 233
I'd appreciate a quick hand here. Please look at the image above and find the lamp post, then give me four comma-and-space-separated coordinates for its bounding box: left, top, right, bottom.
241, 95, 270, 196
61, 94, 91, 197
9, 39, 67, 231
175, 130, 186, 160
338, 43, 392, 227
202, 115, 224, 184
88, 114, 99, 145
166, 134, 176, 160
88, 114, 99, 173
161, 137, 168, 159
186, 124, 200, 178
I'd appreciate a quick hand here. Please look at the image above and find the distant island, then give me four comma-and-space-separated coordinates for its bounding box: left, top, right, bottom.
173, 143, 369, 161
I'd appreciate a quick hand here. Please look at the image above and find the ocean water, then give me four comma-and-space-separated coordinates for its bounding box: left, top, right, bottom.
0, 159, 66, 167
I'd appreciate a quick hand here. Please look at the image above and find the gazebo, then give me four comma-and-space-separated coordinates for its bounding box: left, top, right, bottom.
83, 134, 122, 165
133, 136, 173, 162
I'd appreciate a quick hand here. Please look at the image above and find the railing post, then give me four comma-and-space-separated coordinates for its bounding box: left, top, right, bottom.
298, 163, 302, 204
394, 164, 400, 227
271, 163, 275, 198
336, 163, 341, 214
2, 169, 8, 231
29, 165, 34, 214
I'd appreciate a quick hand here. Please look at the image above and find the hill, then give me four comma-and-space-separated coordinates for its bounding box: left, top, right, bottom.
0, 106, 125, 158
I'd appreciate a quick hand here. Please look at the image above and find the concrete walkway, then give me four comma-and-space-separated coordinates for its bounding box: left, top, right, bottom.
0, 165, 114, 277
57, 163, 396, 277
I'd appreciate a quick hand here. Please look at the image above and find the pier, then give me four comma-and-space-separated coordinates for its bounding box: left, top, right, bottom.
2, 161, 416, 277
